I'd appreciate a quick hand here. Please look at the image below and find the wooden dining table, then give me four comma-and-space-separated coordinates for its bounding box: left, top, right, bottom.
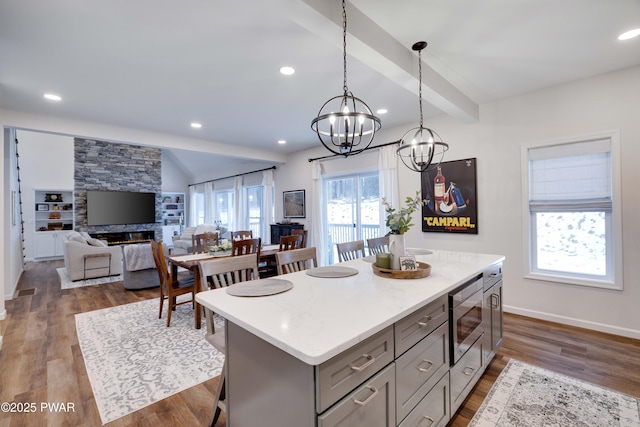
167, 244, 281, 329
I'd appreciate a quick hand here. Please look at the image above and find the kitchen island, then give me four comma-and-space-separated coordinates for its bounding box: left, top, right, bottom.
196, 249, 504, 427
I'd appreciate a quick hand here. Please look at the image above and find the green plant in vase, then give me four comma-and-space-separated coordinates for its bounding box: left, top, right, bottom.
381, 191, 425, 269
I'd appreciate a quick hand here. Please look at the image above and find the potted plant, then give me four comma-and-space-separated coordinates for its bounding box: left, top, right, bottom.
381, 191, 425, 269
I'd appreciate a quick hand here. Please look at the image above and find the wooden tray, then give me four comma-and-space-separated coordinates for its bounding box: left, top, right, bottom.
372, 261, 431, 279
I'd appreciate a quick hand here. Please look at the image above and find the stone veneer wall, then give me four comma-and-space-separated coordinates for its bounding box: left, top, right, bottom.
73, 138, 162, 241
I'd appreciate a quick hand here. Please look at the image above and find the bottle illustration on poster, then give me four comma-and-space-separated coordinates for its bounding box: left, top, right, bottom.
420, 158, 478, 234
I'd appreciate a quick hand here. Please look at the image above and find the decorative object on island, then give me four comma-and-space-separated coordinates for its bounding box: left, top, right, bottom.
283, 189, 305, 218
372, 260, 431, 279
310, 0, 381, 158
396, 41, 448, 172
421, 157, 478, 234
382, 191, 426, 269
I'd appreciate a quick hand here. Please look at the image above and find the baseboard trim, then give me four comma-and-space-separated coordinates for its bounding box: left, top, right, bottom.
0, 335, 3, 352
0, 309, 6, 320
504, 305, 640, 340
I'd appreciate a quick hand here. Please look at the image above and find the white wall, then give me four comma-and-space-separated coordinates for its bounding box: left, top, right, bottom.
276, 65, 640, 339
18, 131, 74, 261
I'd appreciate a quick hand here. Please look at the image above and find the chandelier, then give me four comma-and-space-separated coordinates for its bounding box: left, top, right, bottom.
311, 0, 381, 157
396, 41, 448, 172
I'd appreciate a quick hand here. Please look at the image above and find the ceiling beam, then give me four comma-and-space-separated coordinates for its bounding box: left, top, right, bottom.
289, 0, 479, 123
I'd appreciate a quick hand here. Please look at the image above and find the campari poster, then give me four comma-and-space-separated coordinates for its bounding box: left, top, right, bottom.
420, 157, 478, 234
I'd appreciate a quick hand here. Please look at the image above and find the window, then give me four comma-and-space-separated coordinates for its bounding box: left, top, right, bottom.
193, 192, 206, 226
523, 133, 622, 289
245, 185, 263, 238
325, 172, 380, 264
214, 190, 234, 231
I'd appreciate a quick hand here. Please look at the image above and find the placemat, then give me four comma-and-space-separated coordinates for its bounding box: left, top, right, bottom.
226, 278, 293, 297
306, 266, 359, 278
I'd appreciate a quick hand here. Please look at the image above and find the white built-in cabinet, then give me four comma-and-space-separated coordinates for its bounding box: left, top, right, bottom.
33, 189, 74, 259
161, 192, 185, 243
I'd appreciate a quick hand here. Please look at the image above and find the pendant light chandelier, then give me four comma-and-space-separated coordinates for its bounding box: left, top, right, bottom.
311, 0, 381, 157
397, 41, 448, 172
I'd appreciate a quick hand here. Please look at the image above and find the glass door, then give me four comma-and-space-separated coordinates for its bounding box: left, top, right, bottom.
325, 173, 380, 264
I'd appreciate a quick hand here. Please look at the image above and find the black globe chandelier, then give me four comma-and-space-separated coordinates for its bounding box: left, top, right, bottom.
396, 41, 448, 172
311, 0, 382, 157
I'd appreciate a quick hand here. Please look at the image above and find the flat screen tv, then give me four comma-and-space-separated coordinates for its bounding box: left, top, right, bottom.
87, 190, 156, 226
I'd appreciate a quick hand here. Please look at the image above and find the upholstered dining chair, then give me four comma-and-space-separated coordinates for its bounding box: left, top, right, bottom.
367, 236, 389, 256
275, 247, 318, 275
336, 240, 366, 262
231, 230, 253, 240
291, 229, 308, 248
192, 232, 219, 254
151, 240, 196, 327
198, 253, 259, 426
279, 234, 303, 251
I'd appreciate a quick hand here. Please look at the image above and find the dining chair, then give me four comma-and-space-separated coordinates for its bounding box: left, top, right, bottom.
279, 234, 303, 251
291, 229, 308, 248
275, 247, 318, 275
336, 240, 366, 262
191, 232, 219, 254
367, 236, 389, 255
151, 240, 196, 327
231, 237, 261, 258
231, 230, 253, 240
198, 253, 259, 426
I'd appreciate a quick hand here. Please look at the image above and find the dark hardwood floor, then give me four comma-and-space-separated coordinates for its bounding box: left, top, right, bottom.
1, 260, 638, 426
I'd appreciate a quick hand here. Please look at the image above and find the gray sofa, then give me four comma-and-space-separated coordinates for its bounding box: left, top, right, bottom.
62, 231, 123, 281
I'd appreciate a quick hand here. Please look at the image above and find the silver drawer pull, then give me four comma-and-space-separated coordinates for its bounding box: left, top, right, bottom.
463, 366, 475, 376
417, 415, 435, 427
353, 386, 378, 406
416, 359, 434, 373
491, 293, 500, 309
417, 315, 433, 327
350, 354, 375, 372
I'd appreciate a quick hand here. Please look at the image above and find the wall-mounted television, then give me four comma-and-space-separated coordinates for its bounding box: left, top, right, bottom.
87, 190, 156, 226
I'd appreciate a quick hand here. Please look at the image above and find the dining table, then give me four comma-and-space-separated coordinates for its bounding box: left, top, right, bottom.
167, 244, 281, 329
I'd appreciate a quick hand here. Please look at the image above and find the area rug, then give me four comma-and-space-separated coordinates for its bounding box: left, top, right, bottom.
57, 267, 123, 289
75, 296, 225, 425
470, 359, 640, 426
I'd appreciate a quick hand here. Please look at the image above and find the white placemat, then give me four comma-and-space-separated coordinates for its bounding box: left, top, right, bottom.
306, 266, 359, 278
226, 278, 293, 297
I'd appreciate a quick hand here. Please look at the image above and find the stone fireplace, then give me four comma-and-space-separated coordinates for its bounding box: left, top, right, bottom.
73, 138, 163, 241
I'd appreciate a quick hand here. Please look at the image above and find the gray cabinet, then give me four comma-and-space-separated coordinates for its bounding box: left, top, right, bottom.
318, 364, 396, 427
398, 372, 450, 427
450, 334, 484, 414
482, 263, 504, 363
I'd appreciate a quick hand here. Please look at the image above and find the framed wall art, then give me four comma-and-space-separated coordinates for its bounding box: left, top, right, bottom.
283, 190, 305, 218
421, 157, 478, 234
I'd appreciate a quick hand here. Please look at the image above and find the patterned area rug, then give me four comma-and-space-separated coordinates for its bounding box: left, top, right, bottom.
57, 267, 123, 289
75, 297, 224, 425
470, 359, 640, 426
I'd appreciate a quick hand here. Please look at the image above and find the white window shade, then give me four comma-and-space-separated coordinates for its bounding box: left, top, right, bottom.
529, 139, 611, 212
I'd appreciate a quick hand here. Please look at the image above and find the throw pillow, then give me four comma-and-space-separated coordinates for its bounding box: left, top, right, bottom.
87, 238, 107, 247
68, 234, 87, 244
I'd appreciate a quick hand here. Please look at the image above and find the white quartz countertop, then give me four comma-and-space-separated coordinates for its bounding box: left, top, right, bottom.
196, 249, 504, 365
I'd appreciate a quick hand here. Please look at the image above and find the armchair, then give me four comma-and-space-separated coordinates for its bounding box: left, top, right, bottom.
62, 231, 123, 281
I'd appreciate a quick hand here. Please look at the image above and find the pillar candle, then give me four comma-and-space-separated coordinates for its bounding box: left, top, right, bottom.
376, 253, 390, 269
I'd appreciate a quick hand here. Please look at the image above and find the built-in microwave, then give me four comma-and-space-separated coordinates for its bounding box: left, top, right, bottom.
449, 275, 484, 364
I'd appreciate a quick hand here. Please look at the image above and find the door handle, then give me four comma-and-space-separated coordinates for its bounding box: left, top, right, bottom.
353, 386, 378, 406
416, 359, 434, 373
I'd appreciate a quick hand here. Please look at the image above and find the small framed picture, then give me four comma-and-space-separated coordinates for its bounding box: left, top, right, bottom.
399, 255, 418, 271
283, 189, 305, 218
37, 204, 49, 211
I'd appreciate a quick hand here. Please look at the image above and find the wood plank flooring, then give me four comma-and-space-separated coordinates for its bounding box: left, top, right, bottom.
1, 260, 639, 427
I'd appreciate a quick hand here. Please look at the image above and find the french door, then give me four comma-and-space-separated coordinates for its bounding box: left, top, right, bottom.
325, 172, 380, 264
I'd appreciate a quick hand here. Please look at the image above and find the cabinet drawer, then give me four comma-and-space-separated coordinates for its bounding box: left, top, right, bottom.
483, 262, 502, 292
318, 363, 395, 427
398, 372, 450, 427
396, 322, 449, 423
316, 326, 394, 413
450, 334, 484, 413
395, 294, 448, 357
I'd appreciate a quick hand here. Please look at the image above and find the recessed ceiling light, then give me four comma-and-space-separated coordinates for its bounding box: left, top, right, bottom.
277, 140, 287, 145
279, 66, 295, 76
43, 93, 62, 101
376, 109, 388, 115
618, 28, 640, 40
190, 122, 202, 128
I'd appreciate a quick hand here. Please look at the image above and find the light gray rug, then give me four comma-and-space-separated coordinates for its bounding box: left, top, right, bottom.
470, 359, 640, 426
75, 296, 224, 425
57, 267, 123, 289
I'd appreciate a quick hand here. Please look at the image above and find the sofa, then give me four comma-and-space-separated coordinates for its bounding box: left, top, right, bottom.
171, 224, 226, 255
62, 231, 123, 281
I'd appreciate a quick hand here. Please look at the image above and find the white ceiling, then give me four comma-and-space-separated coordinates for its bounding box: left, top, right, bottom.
1, 0, 639, 179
